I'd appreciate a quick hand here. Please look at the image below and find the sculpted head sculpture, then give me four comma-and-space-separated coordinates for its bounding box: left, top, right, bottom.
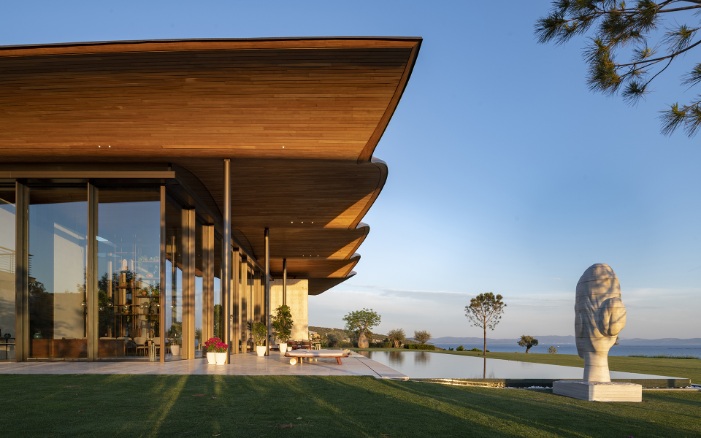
575, 263, 627, 382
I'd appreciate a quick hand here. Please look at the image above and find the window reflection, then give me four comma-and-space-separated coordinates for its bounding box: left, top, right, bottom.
97, 192, 159, 359
29, 189, 87, 358
0, 188, 15, 360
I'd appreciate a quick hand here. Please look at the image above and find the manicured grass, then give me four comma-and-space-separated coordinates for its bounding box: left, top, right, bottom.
2, 374, 700, 437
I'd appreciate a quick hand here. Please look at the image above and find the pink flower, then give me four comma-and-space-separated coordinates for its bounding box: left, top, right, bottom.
204, 337, 228, 353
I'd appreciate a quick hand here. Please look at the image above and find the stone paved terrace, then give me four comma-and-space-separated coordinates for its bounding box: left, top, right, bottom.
0, 352, 407, 379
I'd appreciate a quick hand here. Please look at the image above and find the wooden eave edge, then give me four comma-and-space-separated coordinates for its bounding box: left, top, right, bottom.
348, 157, 388, 229
0, 37, 423, 58
357, 37, 422, 162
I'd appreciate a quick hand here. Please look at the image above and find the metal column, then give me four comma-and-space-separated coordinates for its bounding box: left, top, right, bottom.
222, 159, 232, 363
86, 183, 99, 360
264, 227, 270, 355
14, 181, 29, 361
282, 258, 287, 306
159, 185, 167, 364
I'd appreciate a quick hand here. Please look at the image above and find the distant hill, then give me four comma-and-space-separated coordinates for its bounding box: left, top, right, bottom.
618, 338, 701, 346
431, 336, 701, 346
432, 336, 575, 345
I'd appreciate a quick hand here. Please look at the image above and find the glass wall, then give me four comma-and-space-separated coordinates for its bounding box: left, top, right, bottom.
97, 189, 160, 359
28, 188, 87, 359
0, 186, 15, 360
3, 178, 225, 362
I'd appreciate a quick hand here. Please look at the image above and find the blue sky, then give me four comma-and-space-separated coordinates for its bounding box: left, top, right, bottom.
3, 1, 700, 340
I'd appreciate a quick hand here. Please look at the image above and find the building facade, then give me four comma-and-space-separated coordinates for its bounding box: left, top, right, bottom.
0, 38, 420, 361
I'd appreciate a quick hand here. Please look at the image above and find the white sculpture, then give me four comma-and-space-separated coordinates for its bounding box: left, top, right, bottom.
553, 263, 641, 401
575, 263, 627, 382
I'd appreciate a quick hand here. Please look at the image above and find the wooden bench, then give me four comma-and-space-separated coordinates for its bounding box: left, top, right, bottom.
284, 349, 351, 365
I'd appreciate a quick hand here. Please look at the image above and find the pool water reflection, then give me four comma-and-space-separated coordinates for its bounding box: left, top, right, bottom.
359, 351, 676, 380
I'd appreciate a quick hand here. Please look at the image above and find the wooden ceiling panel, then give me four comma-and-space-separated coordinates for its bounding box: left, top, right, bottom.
236, 225, 368, 261
269, 255, 359, 279
0, 38, 422, 294
308, 275, 356, 296
0, 40, 420, 162
179, 158, 387, 230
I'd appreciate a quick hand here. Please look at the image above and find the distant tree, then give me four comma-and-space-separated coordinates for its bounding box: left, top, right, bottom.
465, 292, 506, 358
536, 1, 701, 137
387, 328, 406, 348
517, 335, 539, 354
325, 333, 339, 348
343, 308, 381, 348
414, 330, 431, 345
548, 345, 558, 354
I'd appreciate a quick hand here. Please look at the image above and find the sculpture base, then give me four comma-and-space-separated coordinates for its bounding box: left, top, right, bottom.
553, 380, 642, 402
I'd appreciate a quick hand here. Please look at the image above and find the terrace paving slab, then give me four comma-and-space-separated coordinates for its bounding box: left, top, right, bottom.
0, 352, 407, 379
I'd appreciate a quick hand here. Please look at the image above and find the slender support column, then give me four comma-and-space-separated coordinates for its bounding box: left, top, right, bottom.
159, 186, 167, 364
86, 183, 99, 360
232, 250, 240, 353
282, 258, 287, 306
264, 228, 270, 356
202, 225, 214, 344
14, 181, 29, 361
222, 159, 232, 363
182, 208, 196, 359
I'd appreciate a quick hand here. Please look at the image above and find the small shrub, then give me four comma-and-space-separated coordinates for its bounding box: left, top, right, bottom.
404, 343, 436, 350
548, 346, 557, 354
456, 345, 464, 351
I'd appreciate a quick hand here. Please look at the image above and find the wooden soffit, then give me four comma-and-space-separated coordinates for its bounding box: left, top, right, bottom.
0, 37, 421, 163
0, 37, 422, 294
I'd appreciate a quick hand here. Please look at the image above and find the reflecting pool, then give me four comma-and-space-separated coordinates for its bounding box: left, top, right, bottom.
359, 351, 679, 380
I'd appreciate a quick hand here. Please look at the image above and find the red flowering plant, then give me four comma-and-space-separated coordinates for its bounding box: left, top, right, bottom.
204, 337, 228, 353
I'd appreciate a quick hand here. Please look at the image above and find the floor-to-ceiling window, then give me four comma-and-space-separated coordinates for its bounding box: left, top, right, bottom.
28, 188, 87, 359
0, 186, 15, 360
97, 189, 160, 359
5, 178, 221, 362
213, 235, 222, 341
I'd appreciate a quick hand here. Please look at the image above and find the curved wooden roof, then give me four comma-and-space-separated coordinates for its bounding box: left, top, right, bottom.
0, 37, 421, 294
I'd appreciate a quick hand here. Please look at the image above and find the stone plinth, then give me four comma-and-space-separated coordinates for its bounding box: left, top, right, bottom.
553, 380, 642, 402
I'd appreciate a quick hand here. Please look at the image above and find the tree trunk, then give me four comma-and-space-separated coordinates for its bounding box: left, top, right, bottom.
483, 325, 487, 358
357, 332, 369, 348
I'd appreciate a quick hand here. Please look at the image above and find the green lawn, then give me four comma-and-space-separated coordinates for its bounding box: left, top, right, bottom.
2, 374, 700, 437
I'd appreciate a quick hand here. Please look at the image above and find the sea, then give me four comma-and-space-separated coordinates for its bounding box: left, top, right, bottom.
433, 343, 701, 358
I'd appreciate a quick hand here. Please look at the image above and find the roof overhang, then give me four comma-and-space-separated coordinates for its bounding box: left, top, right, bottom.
0, 37, 421, 293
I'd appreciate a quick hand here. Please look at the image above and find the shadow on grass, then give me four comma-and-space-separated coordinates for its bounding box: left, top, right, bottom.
3, 375, 700, 437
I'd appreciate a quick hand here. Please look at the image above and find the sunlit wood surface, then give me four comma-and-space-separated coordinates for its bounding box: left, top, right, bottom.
0, 38, 421, 293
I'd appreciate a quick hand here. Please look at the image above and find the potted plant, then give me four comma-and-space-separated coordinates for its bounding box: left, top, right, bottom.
250, 321, 268, 356
271, 305, 293, 355
203, 336, 228, 365
168, 323, 182, 356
